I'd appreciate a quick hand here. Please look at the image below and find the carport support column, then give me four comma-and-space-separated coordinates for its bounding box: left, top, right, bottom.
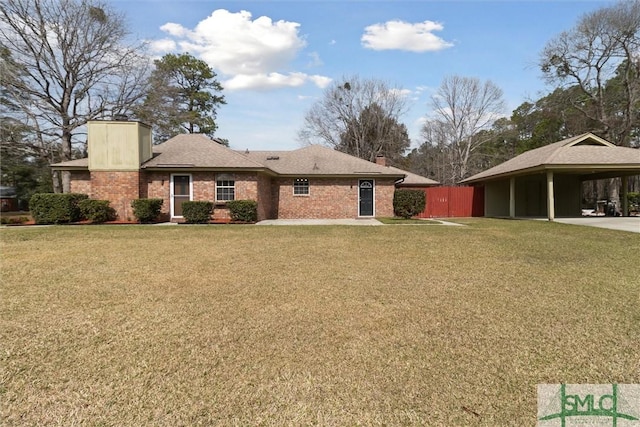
621, 176, 628, 216
509, 177, 516, 218
546, 171, 555, 221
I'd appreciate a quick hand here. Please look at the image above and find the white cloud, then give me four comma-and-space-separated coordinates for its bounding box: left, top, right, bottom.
361, 20, 453, 52
309, 75, 332, 88
149, 9, 330, 91
389, 88, 413, 98
149, 38, 177, 52
224, 72, 332, 91
159, 23, 190, 38
306, 52, 323, 68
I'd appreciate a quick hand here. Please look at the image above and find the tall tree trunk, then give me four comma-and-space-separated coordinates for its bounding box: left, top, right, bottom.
51, 169, 62, 194
61, 121, 72, 193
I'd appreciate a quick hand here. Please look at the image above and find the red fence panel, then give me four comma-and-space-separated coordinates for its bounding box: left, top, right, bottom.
416, 186, 484, 218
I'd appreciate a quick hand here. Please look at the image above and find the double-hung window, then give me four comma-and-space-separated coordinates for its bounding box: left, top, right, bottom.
293, 178, 309, 195
216, 174, 235, 201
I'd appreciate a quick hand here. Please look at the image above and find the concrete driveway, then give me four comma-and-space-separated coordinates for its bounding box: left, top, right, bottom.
552, 217, 640, 233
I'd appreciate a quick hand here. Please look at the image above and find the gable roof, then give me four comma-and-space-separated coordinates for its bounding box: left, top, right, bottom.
51, 134, 420, 179
141, 134, 264, 169
461, 133, 640, 183
240, 145, 404, 177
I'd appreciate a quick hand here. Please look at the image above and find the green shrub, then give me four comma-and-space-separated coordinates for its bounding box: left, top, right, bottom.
182, 201, 213, 223
78, 199, 116, 224
131, 198, 163, 223
627, 192, 640, 208
227, 200, 258, 222
29, 193, 88, 224
393, 189, 426, 219
0, 216, 29, 225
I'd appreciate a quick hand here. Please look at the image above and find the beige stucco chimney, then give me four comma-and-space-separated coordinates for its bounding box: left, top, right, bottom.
88, 120, 152, 171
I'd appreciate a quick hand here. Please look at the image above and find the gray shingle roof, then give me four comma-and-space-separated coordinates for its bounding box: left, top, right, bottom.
50, 133, 438, 183
50, 158, 89, 168
462, 133, 640, 183
142, 134, 264, 169
241, 145, 405, 177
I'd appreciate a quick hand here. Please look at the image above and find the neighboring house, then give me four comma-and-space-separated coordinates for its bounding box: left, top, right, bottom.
461, 133, 640, 220
0, 186, 18, 212
51, 120, 438, 221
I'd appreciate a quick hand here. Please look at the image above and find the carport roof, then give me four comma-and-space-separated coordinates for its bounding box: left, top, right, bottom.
461, 133, 640, 184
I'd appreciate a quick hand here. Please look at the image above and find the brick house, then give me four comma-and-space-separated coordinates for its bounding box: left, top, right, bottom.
51, 120, 438, 222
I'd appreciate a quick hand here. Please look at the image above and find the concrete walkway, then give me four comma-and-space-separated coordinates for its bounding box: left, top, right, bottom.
255, 218, 467, 226
256, 218, 383, 226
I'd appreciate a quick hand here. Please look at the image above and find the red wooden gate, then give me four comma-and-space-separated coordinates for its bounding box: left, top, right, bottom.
416, 186, 484, 218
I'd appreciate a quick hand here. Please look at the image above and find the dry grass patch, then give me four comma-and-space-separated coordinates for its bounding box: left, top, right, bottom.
1, 220, 638, 426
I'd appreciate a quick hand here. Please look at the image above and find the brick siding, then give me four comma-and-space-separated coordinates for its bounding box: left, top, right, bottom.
70, 170, 396, 221
69, 171, 91, 195
90, 171, 140, 220
256, 173, 273, 220
274, 177, 396, 219
142, 171, 262, 221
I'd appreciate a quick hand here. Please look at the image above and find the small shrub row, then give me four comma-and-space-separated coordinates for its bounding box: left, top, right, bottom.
393, 189, 426, 219
29, 193, 88, 224
29, 193, 119, 224
182, 201, 213, 223
28, 194, 261, 224
131, 198, 163, 223
0, 216, 30, 225
227, 200, 258, 222
78, 199, 116, 224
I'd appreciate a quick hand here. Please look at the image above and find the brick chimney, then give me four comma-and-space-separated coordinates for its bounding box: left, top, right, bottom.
375, 154, 386, 166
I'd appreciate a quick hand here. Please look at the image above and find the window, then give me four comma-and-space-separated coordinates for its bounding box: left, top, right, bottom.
216, 173, 235, 201
293, 178, 309, 195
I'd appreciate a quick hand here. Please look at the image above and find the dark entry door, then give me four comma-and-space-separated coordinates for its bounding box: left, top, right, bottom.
359, 179, 374, 216
172, 175, 191, 217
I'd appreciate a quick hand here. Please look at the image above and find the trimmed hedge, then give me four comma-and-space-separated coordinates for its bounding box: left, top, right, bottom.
182, 201, 213, 224
29, 193, 88, 224
78, 199, 116, 224
131, 198, 163, 223
393, 189, 426, 219
227, 200, 258, 222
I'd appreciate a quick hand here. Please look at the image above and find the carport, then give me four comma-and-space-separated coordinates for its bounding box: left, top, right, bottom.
461, 133, 640, 220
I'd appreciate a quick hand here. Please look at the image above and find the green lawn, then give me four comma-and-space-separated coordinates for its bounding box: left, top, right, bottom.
1, 219, 638, 426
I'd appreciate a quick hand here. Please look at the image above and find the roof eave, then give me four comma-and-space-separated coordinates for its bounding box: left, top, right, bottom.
50, 165, 89, 171
141, 166, 273, 173
461, 163, 640, 184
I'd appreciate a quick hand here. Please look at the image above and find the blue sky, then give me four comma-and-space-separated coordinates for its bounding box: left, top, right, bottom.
109, 0, 612, 151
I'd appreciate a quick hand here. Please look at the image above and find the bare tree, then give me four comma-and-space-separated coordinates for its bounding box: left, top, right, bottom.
0, 0, 150, 192
298, 75, 410, 162
540, 0, 640, 147
540, 0, 640, 209
422, 75, 506, 182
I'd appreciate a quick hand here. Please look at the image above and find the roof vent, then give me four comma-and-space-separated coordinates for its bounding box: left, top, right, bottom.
266, 156, 280, 160
113, 113, 129, 121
